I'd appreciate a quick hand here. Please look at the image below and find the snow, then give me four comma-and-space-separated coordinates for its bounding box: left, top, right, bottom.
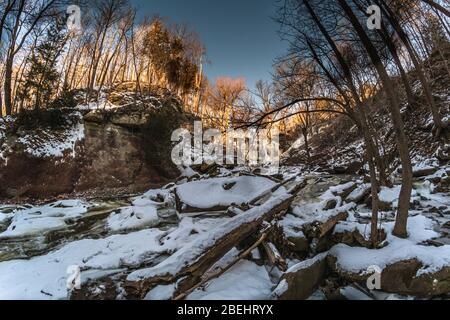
271, 279, 288, 298
379, 185, 402, 203
178, 166, 198, 178
286, 252, 328, 274
279, 214, 306, 239
291, 201, 355, 225
346, 184, 371, 203
0, 228, 167, 299
0, 214, 231, 300
333, 214, 371, 240
127, 194, 292, 282
18, 121, 85, 158
176, 176, 277, 209
107, 206, 159, 232
144, 284, 176, 300
329, 181, 356, 195
187, 260, 273, 300
76, 100, 120, 111
0, 200, 88, 239
330, 215, 450, 276
0, 165, 448, 300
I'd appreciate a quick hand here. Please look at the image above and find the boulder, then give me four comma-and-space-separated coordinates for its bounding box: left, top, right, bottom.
412, 167, 438, 178
329, 257, 450, 298
436, 144, 450, 162
287, 235, 310, 255
381, 260, 450, 297
303, 211, 349, 239
273, 253, 328, 300
346, 184, 371, 204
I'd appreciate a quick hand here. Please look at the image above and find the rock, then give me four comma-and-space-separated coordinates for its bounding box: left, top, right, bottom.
287, 235, 310, 255
441, 176, 450, 186
273, 254, 328, 300
329, 257, 450, 298
323, 198, 338, 210
413, 167, 438, 178
331, 226, 386, 249
436, 144, 450, 162
111, 112, 150, 128
435, 176, 450, 193
329, 162, 362, 175
378, 200, 393, 212
222, 182, 237, 190
331, 229, 356, 247
346, 184, 371, 204
381, 260, 450, 297
83, 111, 104, 123
303, 211, 349, 239
335, 183, 357, 200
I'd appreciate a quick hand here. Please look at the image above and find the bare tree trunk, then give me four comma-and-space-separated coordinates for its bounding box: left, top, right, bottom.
3, 51, 17, 116
0, 0, 17, 116
302, 127, 310, 160
303, 2, 385, 242
339, 0, 413, 238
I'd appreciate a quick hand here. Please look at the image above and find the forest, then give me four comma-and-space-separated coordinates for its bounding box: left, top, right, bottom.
0, 0, 449, 302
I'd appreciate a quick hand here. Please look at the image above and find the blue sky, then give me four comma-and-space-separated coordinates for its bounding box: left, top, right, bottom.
130, 0, 288, 88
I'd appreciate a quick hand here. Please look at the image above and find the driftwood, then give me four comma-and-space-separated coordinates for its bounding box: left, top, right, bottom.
262, 241, 287, 271
124, 194, 295, 299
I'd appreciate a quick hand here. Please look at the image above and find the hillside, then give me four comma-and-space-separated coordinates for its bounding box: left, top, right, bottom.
283, 45, 450, 175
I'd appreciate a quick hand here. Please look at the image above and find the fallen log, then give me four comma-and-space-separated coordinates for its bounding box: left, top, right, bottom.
124, 194, 295, 299
248, 176, 303, 206
303, 210, 349, 239
174, 224, 274, 300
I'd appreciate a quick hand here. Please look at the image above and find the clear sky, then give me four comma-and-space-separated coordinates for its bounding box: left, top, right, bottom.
130, 0, 288, 88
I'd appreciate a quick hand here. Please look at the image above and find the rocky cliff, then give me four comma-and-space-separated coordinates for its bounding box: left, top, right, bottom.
0, 90, 187, 202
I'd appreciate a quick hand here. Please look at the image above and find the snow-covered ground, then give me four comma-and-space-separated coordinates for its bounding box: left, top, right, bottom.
0, 164, 449, 300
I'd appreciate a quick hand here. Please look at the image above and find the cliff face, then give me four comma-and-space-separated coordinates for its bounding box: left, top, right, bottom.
0, 92, 184, 202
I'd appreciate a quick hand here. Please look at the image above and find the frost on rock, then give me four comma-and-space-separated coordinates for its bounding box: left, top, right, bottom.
17, 117, 85, 159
